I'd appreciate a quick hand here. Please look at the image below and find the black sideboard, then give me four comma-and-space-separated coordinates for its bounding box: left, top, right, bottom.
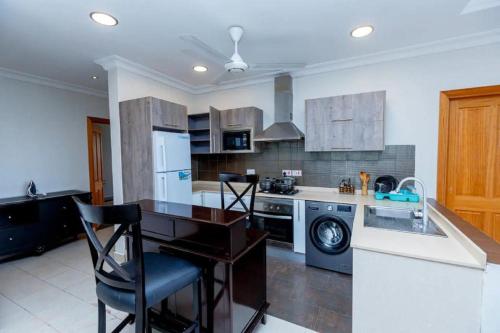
0, 190, 91, 260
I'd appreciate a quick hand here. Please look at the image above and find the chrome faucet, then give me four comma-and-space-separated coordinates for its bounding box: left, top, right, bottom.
393, 177, 428, 228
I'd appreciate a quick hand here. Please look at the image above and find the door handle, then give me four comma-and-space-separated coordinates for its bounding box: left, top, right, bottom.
164, 123, 179, 127
227, 124, 242, 127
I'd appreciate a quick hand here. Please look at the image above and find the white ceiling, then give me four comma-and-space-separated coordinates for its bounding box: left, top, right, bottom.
1, 0, 500, 93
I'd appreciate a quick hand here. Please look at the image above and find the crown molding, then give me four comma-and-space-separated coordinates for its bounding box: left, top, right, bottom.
292, 28, 500, 78
96, 28, 500, 95
95, 55, 280, 95
95, 55, 197, 94
461, 0, 500, 14
0, 67, 107, 98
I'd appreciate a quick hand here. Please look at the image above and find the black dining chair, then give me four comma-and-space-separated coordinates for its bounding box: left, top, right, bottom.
73, 197, 202, 333
219, 172, 259, 223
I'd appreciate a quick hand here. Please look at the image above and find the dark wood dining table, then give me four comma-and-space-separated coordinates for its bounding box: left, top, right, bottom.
130, 199, 269, 333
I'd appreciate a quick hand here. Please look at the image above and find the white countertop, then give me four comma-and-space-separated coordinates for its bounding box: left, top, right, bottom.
192, 181, 487, 270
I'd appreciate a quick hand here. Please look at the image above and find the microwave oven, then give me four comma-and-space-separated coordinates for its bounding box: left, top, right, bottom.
222, 129, 252, 151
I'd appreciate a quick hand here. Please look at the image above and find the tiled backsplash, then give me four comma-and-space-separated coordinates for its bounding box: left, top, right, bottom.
192, 142, 415, 190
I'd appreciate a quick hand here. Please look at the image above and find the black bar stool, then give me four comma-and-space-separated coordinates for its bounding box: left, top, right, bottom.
73, 197, 202, 333
219, 172, 259, 223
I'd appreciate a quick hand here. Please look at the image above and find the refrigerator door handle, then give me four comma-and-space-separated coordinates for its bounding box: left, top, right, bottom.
162, 176, 166, 200
161, 144, 167, 170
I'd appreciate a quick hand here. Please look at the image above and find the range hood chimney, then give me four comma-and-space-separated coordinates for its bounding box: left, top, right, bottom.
253, 75, 304, 142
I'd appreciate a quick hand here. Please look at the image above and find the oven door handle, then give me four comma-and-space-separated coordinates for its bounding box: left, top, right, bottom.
253, 212, 293, 220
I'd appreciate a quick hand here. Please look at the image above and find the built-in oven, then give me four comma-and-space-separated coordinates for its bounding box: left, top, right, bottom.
222, 129, 251, 152
252, 197, 294, 246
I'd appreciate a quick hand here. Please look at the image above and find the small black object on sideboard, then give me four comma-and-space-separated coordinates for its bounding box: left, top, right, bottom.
0, 190, 91, 261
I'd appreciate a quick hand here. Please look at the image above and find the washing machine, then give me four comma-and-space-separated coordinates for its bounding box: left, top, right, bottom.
305, 201, 356, 274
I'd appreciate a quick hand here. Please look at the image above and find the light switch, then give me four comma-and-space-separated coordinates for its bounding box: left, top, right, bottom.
282, 170, 292, 176
247, 169, 256, 175
292, 170, 302, 177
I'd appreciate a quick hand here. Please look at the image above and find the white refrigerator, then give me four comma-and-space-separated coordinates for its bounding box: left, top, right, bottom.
153, 131, 192, 205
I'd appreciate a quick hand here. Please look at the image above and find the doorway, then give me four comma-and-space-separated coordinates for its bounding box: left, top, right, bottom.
437, 85, 500, 242
87, 117, 113, 205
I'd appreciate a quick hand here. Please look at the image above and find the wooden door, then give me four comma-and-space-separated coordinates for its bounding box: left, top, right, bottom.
443, 94, 500, 241
91, 126, 105, 205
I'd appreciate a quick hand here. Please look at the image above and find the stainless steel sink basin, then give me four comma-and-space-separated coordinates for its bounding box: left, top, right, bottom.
364, 206, 447, 237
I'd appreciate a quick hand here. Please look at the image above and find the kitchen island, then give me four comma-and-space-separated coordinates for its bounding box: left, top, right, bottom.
192, 181, 500, 333
133, 199, 269, 333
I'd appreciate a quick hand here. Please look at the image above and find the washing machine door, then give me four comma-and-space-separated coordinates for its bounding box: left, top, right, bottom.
310, 215, 351, 254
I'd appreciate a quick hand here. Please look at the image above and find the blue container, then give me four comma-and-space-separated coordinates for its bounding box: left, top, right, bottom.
374, 189, 420, 202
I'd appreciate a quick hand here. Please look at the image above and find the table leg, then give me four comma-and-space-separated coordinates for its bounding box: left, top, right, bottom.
205, 263, 215, 333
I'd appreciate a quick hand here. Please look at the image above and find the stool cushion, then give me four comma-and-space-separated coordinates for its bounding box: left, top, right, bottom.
96, 252, 200, 313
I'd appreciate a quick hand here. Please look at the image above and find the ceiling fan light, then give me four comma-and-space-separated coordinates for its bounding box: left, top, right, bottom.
351, 25, 374, 38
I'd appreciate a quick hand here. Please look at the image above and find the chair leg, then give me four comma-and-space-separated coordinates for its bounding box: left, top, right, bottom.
193, 278, 202, 333
98, 300, 106, 333
146, 309, 153, 333
135, 307, 146, 333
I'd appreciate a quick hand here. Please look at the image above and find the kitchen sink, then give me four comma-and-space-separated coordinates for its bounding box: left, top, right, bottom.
364, 206, 447, 237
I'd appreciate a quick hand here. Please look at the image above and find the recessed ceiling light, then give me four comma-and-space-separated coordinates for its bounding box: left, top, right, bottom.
351, 25, 374, 38
91, 75, 98, 80
90, 12, 118, 26
193, 65, 208, 73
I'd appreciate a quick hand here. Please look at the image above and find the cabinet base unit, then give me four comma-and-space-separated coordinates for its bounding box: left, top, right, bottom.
0, 190, 91, 261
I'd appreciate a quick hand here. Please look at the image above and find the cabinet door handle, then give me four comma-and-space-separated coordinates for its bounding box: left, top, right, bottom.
8, 215, 12, 220
9, 237, 13, 241
331, 118, 353, 122
164, 123, 179, 127
331, 147, 352, 150
227, 123, 242, 127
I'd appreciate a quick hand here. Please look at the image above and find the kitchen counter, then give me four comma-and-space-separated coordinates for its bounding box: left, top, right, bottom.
192, 181, 486, 270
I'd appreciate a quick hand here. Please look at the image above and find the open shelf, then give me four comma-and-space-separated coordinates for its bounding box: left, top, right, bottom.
188, 113, 211, 154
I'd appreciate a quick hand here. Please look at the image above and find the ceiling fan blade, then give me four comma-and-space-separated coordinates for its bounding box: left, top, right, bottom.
250, 63, 306, 70
179, 35, 230, 63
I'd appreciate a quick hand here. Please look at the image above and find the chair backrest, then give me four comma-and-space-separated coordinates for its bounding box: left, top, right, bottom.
219, 172, 259, 219
72, 197, 144, 293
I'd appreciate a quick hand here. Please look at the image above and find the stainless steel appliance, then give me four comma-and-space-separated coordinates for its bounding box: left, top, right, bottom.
222, 129, 251, 152
306, 201, 356, 274
252, 197, 294, 245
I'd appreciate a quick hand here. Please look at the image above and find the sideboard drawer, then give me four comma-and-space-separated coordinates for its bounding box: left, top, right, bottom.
0, 202, 38, 228
0, 225, 40, 255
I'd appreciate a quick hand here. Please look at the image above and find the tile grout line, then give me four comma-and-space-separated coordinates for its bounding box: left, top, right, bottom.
10, 251, 125, 322
0, 289, 63, 333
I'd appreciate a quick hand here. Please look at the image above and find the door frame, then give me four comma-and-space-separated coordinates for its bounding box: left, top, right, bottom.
436, 84, 500, 205
87, 116, 110, 204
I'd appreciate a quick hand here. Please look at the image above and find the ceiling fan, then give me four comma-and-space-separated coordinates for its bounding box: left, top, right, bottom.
180, 26, 306, 85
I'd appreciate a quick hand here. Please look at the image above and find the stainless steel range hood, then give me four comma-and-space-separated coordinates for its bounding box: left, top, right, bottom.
253, 75, 304, 142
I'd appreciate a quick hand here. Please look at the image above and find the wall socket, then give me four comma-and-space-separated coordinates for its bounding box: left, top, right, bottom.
246, 169, 256, 175
282, 170, 302, 177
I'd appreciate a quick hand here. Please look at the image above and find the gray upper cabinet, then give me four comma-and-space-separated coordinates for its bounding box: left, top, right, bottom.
220, 107, 263, 130
305, 91, 385, 151
151, 98, 188, 131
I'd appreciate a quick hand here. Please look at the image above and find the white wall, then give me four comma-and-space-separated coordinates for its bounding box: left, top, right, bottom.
193, 43, 500, 197
0, 76, 109, 198
191, 81, 275, 126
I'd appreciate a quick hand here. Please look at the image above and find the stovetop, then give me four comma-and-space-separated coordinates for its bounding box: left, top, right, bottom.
258, 189, 299, 196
